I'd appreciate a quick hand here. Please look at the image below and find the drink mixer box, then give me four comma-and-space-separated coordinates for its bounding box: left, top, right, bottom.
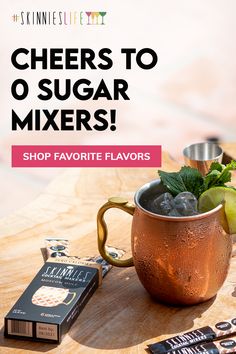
4, 256, 101, 343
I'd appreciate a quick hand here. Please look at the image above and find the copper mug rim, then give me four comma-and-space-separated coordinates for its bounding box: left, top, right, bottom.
134, 179, 223, 222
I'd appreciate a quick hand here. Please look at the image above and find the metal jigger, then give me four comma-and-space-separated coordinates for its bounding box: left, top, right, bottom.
183, 142, 223, 176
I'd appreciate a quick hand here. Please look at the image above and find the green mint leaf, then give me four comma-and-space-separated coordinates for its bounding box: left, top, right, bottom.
199, 160, 236, 195
216, 170, 231, 184
209, 162, 224, 173
158, 160, 236, 199
179, 166, 203, 197
203, 170, 222, 190
227, 160, 236, 169
158, 170, 187, 196
208, 160, 236, 186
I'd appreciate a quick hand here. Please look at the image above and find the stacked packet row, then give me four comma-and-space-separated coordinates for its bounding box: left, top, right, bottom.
148, 318, 236, 354
162, 337, 236, 354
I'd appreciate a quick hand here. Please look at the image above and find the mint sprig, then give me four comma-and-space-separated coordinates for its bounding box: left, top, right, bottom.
158, 160, 236, 198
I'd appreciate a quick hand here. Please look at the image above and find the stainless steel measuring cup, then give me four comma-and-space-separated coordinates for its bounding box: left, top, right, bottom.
183, 142, 223, 175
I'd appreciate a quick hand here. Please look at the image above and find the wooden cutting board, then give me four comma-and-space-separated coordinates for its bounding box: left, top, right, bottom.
0, 145, 235, 354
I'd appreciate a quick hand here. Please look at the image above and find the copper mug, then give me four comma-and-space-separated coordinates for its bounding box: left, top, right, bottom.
97, 180, 232, 305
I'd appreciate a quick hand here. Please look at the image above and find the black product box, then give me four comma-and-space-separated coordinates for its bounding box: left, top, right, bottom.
4, 257, 101, 343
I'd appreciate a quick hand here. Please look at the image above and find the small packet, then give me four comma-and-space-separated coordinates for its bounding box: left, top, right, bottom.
44, 238, 69, 258
81, 246, 125, 277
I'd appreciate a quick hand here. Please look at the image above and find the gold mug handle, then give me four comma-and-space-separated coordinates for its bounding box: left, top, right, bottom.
97, 197, 135, 267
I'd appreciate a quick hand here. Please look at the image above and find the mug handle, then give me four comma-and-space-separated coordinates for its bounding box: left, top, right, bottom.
63, 291, 76, 305
97, 197, 135, 267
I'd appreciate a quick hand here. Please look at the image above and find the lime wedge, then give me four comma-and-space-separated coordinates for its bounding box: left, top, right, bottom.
198, 187, 236, 234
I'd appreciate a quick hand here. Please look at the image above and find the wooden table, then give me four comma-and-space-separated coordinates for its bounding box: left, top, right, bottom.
0, 145, 236, 354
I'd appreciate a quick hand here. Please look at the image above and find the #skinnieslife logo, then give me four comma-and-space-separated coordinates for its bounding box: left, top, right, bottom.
12, 11, 107, 25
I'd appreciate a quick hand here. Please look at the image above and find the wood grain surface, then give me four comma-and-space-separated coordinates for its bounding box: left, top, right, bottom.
0, 148, 236, 354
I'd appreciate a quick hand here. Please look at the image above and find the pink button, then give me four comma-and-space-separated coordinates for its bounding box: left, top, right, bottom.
12, 145, 162, 167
